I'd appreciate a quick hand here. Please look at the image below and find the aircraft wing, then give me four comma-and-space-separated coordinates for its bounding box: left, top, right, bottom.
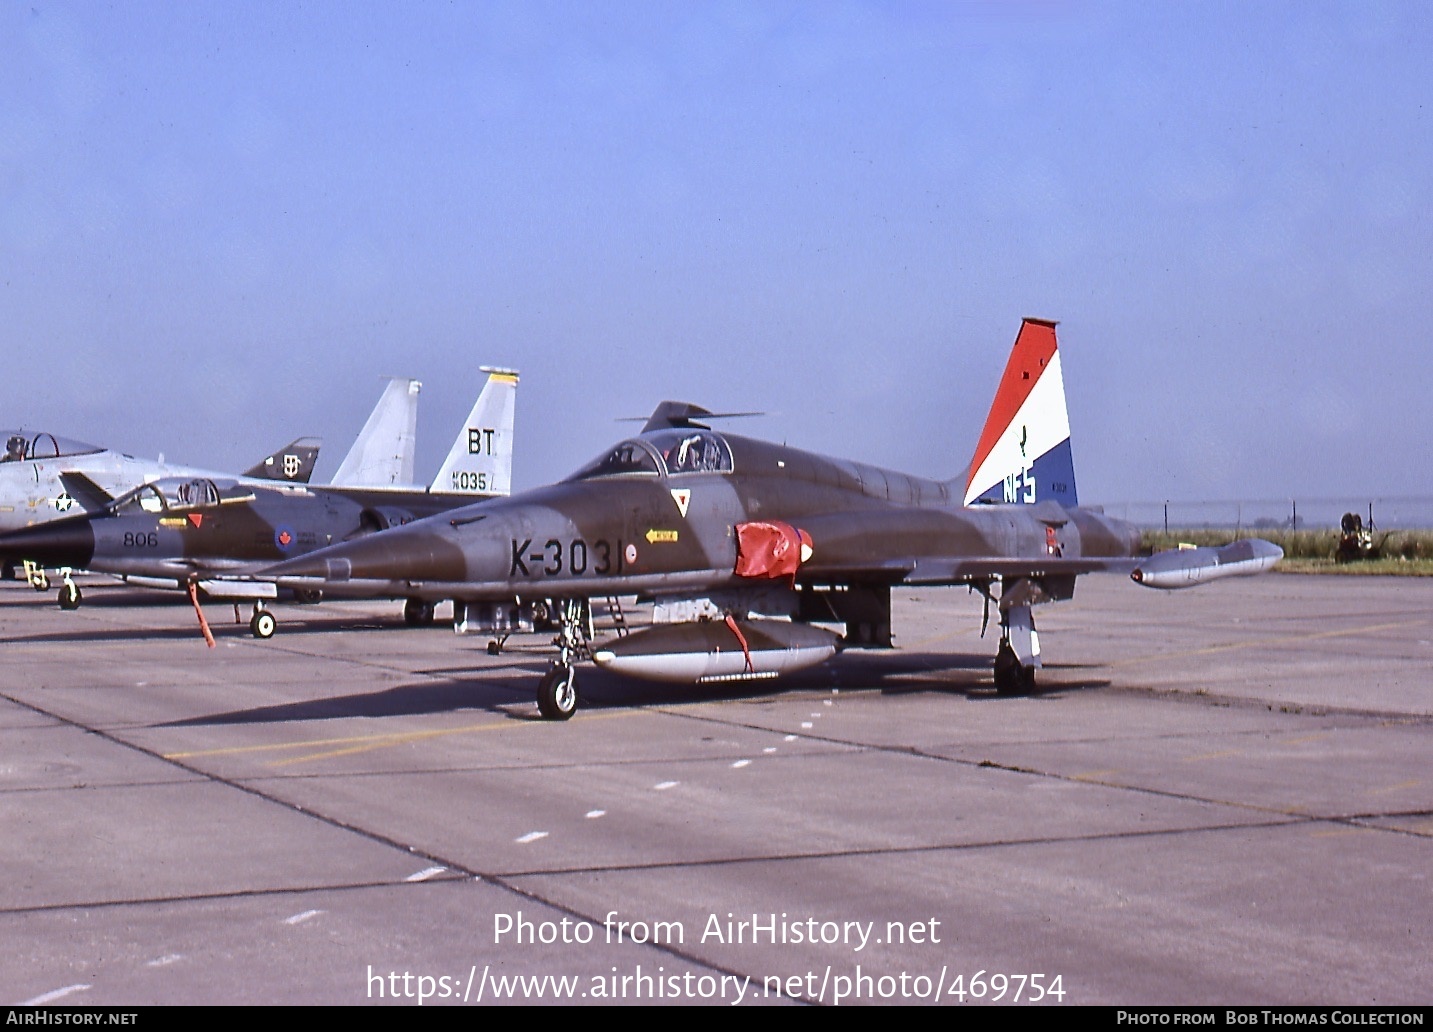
900, 555, 1141, 585
798, 553, 1138, 586
57, 471, 115, 512
786, 508, 1274, 590
196, 578, 278, 600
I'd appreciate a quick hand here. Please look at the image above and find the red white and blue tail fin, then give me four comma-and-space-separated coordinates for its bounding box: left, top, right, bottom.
963, 318, 1078, 507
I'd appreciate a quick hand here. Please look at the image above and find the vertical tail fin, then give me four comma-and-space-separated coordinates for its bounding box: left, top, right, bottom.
429, 367, 518, 496
330, 378, 422, 488
963, 318, 1077, 507
245, 437, 322, 483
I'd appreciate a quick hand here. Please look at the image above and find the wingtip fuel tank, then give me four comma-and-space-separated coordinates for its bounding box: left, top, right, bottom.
1130, 539, 1284, 589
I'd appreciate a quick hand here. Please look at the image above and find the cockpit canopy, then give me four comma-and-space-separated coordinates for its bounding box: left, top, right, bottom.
111, 477, 253, 515
565, 429, 734, 482
2, 430, 103, 463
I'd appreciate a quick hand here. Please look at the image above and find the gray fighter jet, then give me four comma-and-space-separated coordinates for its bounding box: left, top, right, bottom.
0, 431, 319, 536
253, 321, 1280, 719
0, 368, 519, 631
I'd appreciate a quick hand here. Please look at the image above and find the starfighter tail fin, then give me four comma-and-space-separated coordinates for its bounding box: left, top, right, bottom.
430, 367, 518, 496
330, 378, 422, 488
962, 318, 1077, 507
245, 437, 322, 483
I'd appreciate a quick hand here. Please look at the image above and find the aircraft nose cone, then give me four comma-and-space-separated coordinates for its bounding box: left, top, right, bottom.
0, 519, 96, 569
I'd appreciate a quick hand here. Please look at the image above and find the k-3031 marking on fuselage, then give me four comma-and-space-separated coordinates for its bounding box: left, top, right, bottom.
509, 538, 630, 578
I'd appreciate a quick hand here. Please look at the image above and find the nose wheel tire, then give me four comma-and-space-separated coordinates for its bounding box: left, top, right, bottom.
537, 665, 578, 721
58, 583, 82, 610
250, 610, 277, 639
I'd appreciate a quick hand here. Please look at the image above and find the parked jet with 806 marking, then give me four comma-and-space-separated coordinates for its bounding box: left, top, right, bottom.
254, 320, 1281, 719
0, 368, 519, 637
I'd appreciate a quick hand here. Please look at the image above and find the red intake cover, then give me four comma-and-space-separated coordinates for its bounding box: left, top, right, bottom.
734, 521, 810, 579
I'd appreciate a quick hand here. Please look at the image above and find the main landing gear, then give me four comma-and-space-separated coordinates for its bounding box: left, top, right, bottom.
993, 603, 1040, 695
249, 602, 276, 639
536, 599, 589, 721
403, 597, 436, 627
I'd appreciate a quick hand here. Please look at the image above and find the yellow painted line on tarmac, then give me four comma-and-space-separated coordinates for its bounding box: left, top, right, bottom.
164, 709, 636, 767
271, 708, 643, 766
1071, 769, 1121, 782
904, 627, 978, 650
1370, 779, 1420, 795
166, 728, 504, 760
1108, 619, 1426, 668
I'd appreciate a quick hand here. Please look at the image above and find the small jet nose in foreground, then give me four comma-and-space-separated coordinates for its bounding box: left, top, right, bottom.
0, 520, 96, 569
259, 525, 463, 584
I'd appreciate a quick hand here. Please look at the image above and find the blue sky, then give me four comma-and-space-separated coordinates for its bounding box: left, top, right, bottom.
4, 1, 1429, 505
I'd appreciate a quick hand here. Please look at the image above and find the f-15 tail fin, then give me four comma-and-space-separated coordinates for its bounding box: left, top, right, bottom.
430, 367, 518, 496
244, 437, 322, 483
963, 318, 1077, 507
330, 378, 422, 488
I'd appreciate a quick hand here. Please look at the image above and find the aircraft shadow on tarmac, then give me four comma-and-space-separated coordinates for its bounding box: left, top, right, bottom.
0, 619, 406, 647
0, 606, 436, 645
158, 648, 1110, 730
572, 651, 1112, 712
1, 588, 185, 610
1, 623, 243, 646
158, 667, 545, 727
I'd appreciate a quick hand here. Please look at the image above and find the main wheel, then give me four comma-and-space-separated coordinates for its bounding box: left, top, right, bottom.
250, 610, 277, 639
993, 642, 1036, 695
58, 583, 82, 610
403, 598, 436, 626
536, 665, 578, 721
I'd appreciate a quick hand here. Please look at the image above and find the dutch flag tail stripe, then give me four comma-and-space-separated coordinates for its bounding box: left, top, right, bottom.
963, 318, 1078, 507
